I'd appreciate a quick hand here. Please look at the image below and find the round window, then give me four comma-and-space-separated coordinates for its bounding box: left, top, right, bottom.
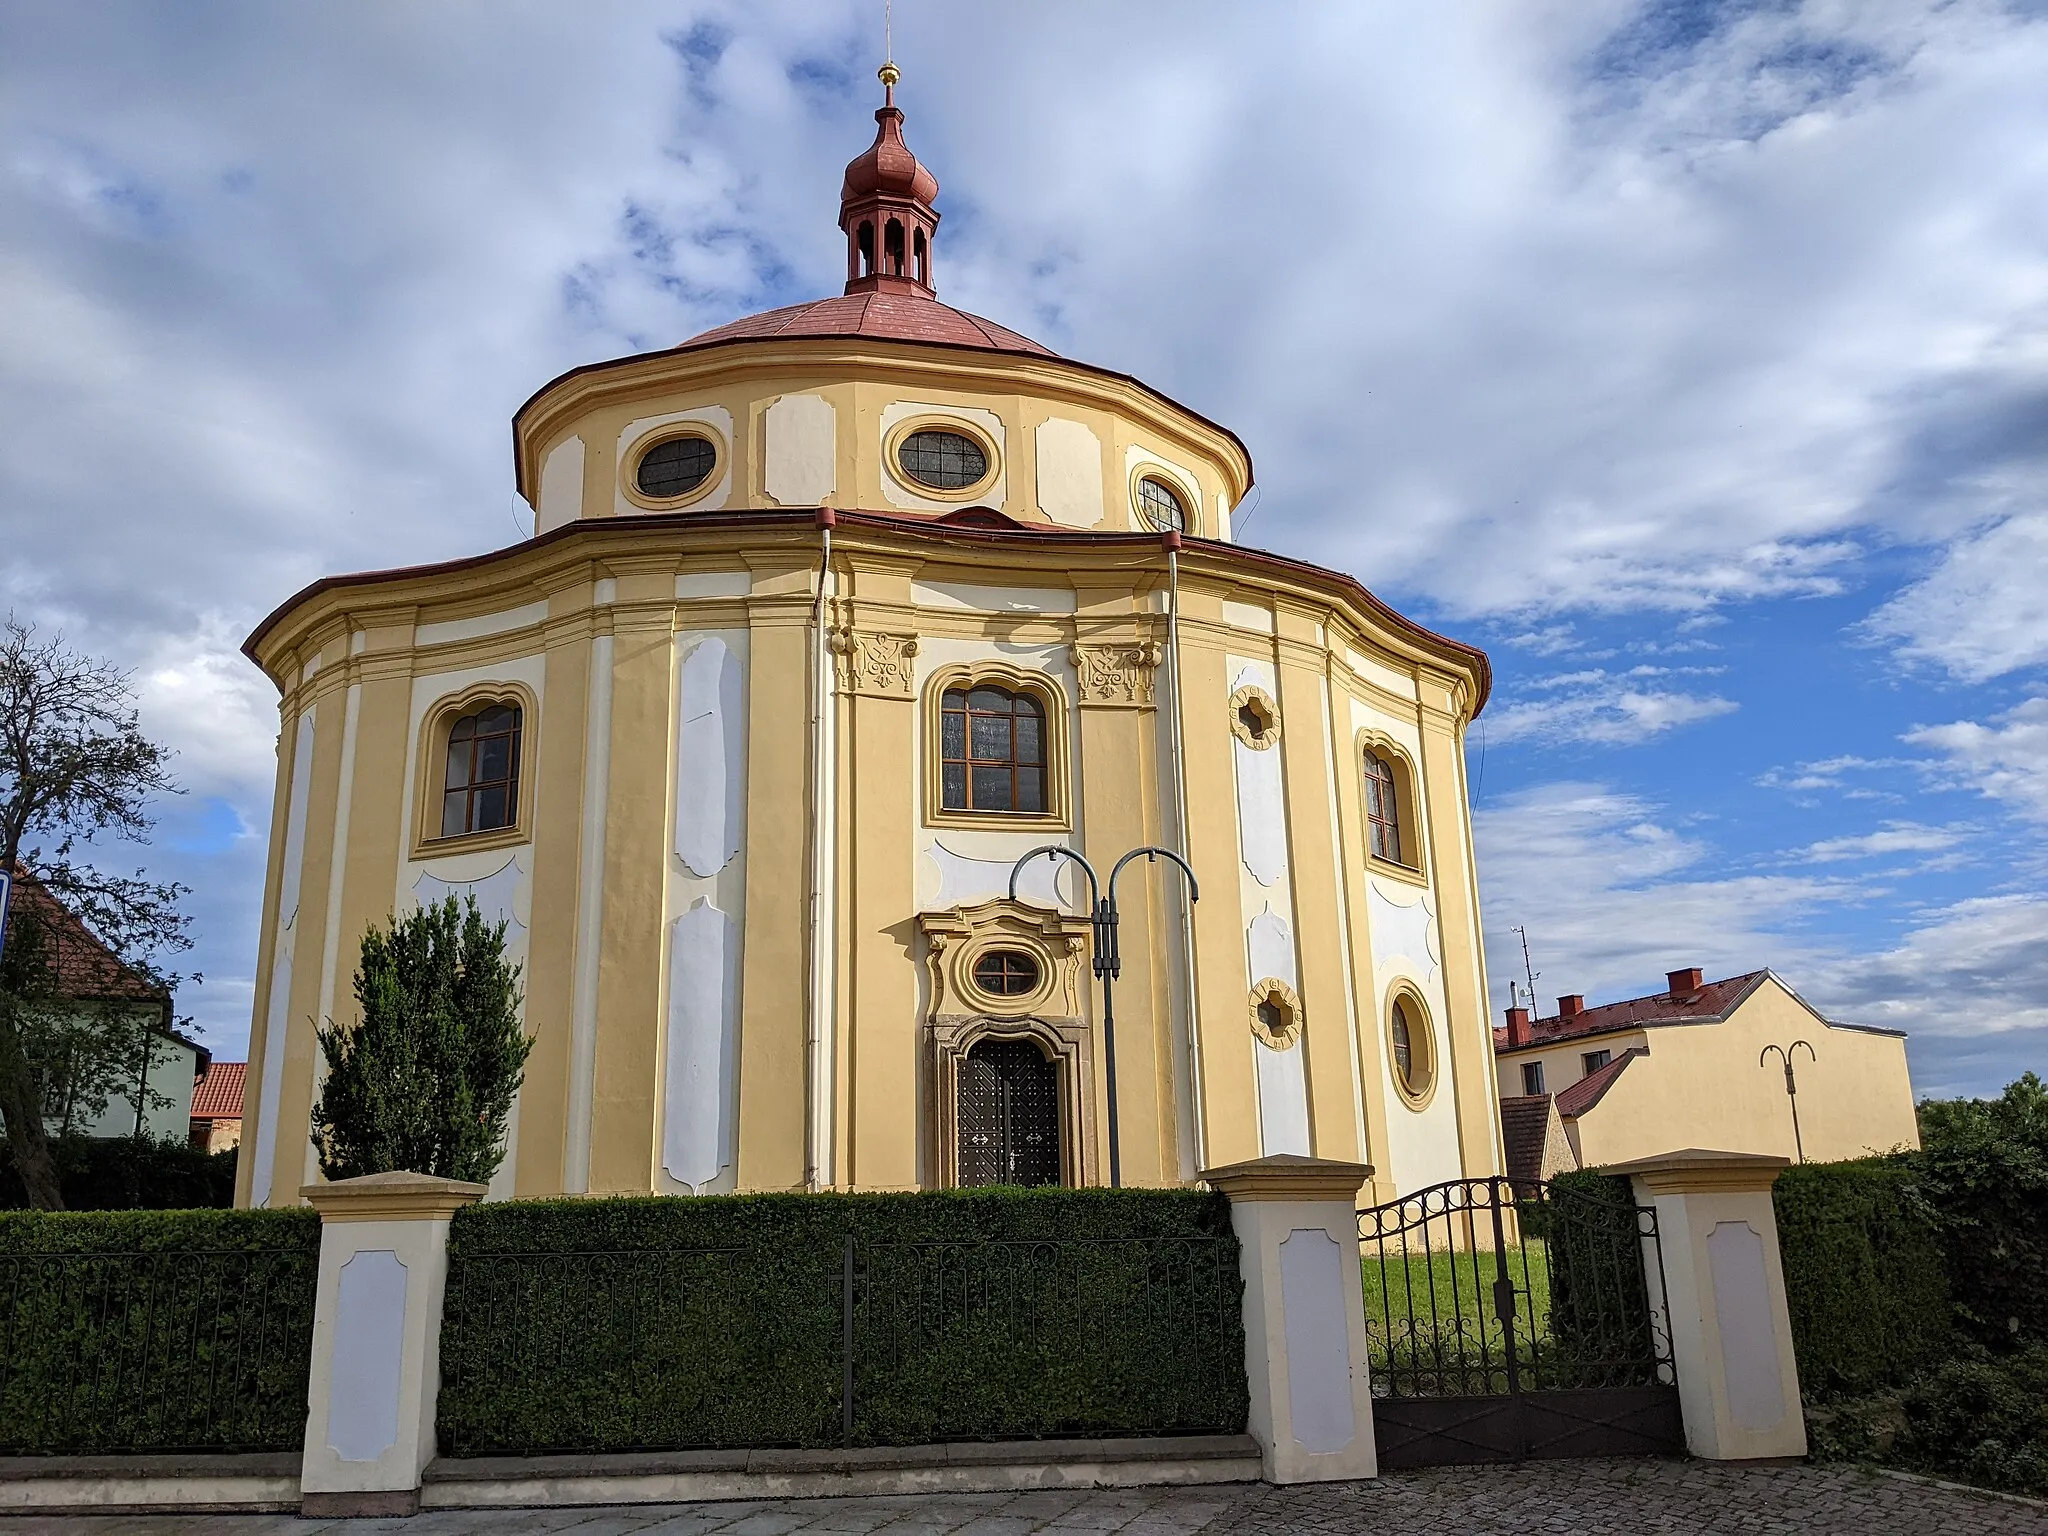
1137, 475, 1187, 531
897, 429, 989, 491
636, 435, 717, 500
972, 949, 1040, 997
1391, 996, 1434, 1102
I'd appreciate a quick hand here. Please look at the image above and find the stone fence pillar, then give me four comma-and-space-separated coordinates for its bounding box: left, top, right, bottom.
1601, 1150, 1806, 1461
298, 1171, 486, 1517
1202, 1154, 1378, 1484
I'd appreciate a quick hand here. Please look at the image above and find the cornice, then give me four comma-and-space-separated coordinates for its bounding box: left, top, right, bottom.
243, 509, 1489, 715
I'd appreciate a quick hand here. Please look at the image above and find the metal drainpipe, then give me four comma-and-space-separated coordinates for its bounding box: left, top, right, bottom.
805, 507, 836, 1192
1163, 528, 1207, 1174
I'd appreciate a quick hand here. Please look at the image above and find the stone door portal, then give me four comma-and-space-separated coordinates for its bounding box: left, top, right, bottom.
956, 1038, 1060, 1187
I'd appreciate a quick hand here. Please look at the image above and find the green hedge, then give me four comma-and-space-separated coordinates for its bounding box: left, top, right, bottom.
0, 1137, 238, 1211
1773, 1158, 1955, 1396
0, 1207, 319, 1453
438, 1186, 1246, 1455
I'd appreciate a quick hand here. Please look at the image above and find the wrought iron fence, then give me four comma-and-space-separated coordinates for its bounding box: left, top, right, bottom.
0, 1247, 317, 1454
1358, 1176, 1672, 1400
437, 1231, 1246, 1456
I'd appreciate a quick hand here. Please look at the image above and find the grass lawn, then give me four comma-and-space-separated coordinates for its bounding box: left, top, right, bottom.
1361, 1240, 1555, 1392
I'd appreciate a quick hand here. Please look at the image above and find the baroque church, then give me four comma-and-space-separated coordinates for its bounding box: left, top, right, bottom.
236, 67, 1500, 1208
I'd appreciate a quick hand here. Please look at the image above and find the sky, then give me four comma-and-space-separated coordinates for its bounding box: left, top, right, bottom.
3, 0, 2046, 1100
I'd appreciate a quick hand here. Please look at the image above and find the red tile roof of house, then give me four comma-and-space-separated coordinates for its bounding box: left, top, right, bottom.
2, 865, 168, 1006
1494, 970, 1769, 1053
682, 293, 1054, 359
1553, 1048, 1643, 1119
190, 1060, 245, 1120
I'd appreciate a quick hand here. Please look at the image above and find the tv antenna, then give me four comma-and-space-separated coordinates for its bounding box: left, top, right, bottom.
1511, 926, 1540, 1012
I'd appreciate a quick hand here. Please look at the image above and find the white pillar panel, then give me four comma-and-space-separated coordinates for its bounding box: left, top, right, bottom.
763, 393, 836, 507
676, 637, 743, 878
1279, 1229, 1356, 1454
536, 435, 586, 533
663, 899, 738, 1190
327, 1251, 407, 1463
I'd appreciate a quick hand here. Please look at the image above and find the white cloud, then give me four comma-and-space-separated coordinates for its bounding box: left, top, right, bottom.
1487, 669, 1738, 745
1864, 513, 2048, 684
1907, 695, 2048, 821
1793, 821, 1970, 863
1475, 782, 1845, 1006
1477, 782, 2047, 1098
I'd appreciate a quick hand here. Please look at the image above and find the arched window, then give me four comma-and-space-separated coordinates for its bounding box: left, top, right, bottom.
1136, 474, 1187, 532
441, 704, 522, 838
858, 220, 875, 277
914, 228, 928, 284
1364, 752, 1402, 864
940, 686, 1044, 813
885, 218, 906, 275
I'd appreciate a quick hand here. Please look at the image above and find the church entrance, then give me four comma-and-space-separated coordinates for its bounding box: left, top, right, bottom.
956, 1037, 1061, 1187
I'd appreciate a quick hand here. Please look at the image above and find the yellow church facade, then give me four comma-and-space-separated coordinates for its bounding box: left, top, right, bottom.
234, 75, 1500, 1209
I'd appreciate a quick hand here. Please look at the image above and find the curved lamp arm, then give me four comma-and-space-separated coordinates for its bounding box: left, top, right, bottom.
1007, 845, 1100, 913
1108, 845, 1201, 905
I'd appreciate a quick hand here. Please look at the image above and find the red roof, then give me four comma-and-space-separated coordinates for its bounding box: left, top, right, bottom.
680, 292, 1053, 359
2, 865, 168, 1005
1499, 1094, 1562, 1186
191, 1060, 245, 1120
1553, 1049, 1642, 1119
1494, 970, 1768, 1053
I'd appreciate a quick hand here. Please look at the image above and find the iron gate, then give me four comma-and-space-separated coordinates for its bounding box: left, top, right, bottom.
1358, 1175, 1683, 1467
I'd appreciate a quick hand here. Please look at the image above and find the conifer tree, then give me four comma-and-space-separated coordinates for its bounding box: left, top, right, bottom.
311, 895, 531, 1184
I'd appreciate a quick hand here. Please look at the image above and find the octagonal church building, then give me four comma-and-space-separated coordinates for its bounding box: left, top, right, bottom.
235, 71, 1499, 1210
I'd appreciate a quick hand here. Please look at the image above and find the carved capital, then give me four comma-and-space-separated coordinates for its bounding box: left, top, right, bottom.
1067, 641, 1163, 706
831, 627, 920, 695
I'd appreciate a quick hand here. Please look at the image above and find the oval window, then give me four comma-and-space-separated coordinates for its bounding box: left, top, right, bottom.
1137, 475, 1187, 531
1391, 996, 1434, 1101
636, 435, 717, 499
972, 949, 1040, 997
897, 429, 989, 491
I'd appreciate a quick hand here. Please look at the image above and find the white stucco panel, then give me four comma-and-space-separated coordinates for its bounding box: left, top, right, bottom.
1709, 1221, 1788, 1431
675, 571, 751, 600
763, 392, 836, 507
1234, 739, 1288, 887
675, 637, 744, 878
1246, 906, 1298, 989
1279, 1229, 1358, 1453
1347, 646, 1418, 701
1036, 417, 1105, 528
616, 405, 735, 515
414, 602, 550, 649
327, 1249, 407, 1463
1255, 1038, 1311, 1157
536, 434, 585, 533
911, 581, 1076, 614
922, 840, 1073, 909
663, 899, 739, 1191
1368, 881, 1439, 980
279, 709, 317, 932
412, 855, 528, 944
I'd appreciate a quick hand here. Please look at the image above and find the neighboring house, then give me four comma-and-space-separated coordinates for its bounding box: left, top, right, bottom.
1493, 967, 1919, 1168
1498, 1092, 1576, 1186
3, 865, 207, 1142
190, 1060, 245, 1152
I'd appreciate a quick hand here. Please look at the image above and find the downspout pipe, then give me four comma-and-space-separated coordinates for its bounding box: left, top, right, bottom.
805, 506, 836, 1192
1163, 528, 1207, 1174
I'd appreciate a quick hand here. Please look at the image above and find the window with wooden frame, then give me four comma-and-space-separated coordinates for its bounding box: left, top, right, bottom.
924, 665, 1068, 829
441, 703, 522, 838
941, 685, 1045, 814
1364, 751, 1402, 864
1357, 732, 1425, 878
413, 683, 538, 856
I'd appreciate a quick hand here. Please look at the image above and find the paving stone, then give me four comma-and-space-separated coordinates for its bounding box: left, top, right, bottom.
1, 1459, 2041, 1536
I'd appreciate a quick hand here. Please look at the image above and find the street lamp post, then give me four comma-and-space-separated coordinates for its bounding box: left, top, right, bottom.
1759, 1039, 1816, 1164
1009, 845, 1199, 1188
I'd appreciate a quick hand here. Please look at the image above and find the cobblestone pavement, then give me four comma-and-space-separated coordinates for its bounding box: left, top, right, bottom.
3, 1460, 2042, 1536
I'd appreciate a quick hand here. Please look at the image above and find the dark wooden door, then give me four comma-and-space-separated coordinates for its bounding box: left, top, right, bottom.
956, 1038, 1060, 1187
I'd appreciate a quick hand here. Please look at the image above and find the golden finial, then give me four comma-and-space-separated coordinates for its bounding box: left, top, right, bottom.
878, 60, 899, 107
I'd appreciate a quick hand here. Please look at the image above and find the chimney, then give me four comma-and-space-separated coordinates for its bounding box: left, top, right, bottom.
1557, 994, 1584, 1019
1504, 1006, 1531, 1047
1667, 967, 1704, 996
